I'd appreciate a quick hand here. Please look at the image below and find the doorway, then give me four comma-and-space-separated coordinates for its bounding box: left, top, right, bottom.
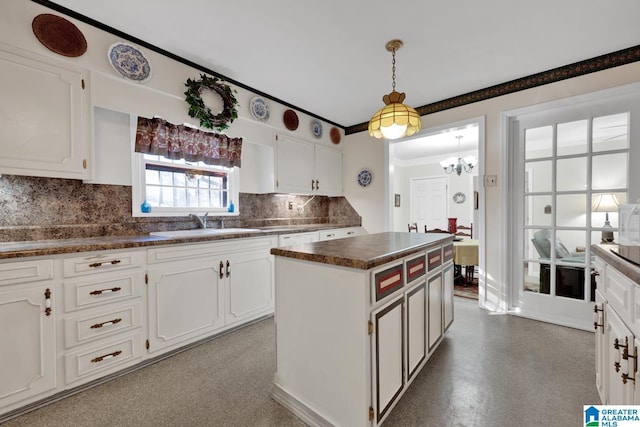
507, 92, 638, 329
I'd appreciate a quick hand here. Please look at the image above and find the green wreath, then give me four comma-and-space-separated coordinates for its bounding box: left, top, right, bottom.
184, 74, 239, 131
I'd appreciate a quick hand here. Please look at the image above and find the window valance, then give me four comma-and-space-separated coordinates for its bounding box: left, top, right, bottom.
135, 116, 242, 168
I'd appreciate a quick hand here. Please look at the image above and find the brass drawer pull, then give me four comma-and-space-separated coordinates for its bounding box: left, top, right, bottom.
91, 350, 122, 363
44, 288, 52, 316
89, 286, 122, 296
89, 259, 122, 268
226, 260, 231, 278
90, 318, 122, 329
219, 261, 224, 279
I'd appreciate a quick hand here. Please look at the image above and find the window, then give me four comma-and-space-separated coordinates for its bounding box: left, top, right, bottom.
132, 153, 239, 217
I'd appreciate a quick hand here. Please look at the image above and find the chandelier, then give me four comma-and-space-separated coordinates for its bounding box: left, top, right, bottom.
368, 39, 421, 140
440, 135, 477, 175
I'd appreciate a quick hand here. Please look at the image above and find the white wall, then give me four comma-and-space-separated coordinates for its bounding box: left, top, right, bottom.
344, 60, 640, 311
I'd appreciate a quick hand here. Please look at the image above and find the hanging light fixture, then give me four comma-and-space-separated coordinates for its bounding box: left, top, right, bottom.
368, 39, 421, 140
440, 135, 477, 176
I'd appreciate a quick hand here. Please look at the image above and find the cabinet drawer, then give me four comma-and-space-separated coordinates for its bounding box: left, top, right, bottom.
427, 248, 442, 271
63, 302, 141, 349
442, 244, 454, 263
405, 254, 426, 284
63, 271, 143, 312
606, 266, 634, 325
63, 251, 143, 277
373, 262, 404, 302
64, 331, 143, 385
0, 259, 53, 287
149, 237, 275, 263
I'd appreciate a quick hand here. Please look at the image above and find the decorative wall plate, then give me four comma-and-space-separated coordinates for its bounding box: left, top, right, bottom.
311, 120, 323, 138
108, 42, 152, 83
357, 168, 373, 187
330, 127, 341, 144
32, 14, 87, 57
453, 192, 466, 204
283, 109, 299, 131
249, 96, 270, 122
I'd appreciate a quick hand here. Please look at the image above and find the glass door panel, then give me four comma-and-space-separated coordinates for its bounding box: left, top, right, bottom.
557, 119, 588, 156
525, 160, 552, 192
592, 152, 628, 190
525, 126, 552, 159
556, 194, 587, 227
556, 157, 587, 191
593, 113, 629, 152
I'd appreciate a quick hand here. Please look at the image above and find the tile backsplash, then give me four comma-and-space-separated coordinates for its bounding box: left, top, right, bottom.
0, 175, 360, 242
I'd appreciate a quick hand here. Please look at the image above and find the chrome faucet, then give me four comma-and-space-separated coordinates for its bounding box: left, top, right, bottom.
189, 212, 209, 228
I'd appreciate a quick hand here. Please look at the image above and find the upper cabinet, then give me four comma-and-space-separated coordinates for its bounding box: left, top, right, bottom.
0, 44, 90, 180
275, 133, 342, 196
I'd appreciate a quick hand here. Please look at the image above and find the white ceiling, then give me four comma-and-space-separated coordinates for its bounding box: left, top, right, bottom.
50, 0, 640, 131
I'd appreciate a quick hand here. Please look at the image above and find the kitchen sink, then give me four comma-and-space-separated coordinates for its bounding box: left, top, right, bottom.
150, 228, 263, 238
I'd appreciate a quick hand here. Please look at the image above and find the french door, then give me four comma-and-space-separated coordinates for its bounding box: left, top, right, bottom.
509, 94, 637, 329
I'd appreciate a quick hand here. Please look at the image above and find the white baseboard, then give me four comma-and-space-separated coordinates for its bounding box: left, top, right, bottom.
271, 383, 334, 427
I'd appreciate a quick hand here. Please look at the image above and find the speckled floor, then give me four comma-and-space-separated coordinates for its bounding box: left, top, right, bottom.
2, 298, 598, 426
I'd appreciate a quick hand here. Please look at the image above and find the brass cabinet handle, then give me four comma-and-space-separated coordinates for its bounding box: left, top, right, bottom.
219, 261, 224, 279
91, 350, 122, 363
89, 259, 122, 268
593, 304, 604, 333
591, 269, 600, 277
316, 180, 319, 190
44, 288, 52, 316
89, 287, 122, 296
90, 318, 122, 329
226, 260, 231, 278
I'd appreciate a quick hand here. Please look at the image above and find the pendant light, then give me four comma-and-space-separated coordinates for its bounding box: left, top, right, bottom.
368, 39, 421, 140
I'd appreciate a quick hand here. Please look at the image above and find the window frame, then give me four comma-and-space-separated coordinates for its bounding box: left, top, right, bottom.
131, 152, 239, 217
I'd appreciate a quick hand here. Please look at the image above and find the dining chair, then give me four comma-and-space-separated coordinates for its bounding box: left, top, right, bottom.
424, 226, 449, 233
456, 223, 473, 238
408, 223, 418, 232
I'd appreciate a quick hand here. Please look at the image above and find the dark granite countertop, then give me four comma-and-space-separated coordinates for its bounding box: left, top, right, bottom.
0, 223, 360, 260
271, 232, 453, 270
592, 244, 640, 284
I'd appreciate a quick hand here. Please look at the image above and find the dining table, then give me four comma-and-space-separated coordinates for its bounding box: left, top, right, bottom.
453, 238, 479, 285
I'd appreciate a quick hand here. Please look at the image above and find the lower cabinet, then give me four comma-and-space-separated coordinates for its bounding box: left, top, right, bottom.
147, 258, 225, 354
147, 237, 276, 354
594, 254, 640, 404
0, 284, 57, 411
274, 239, 453, 427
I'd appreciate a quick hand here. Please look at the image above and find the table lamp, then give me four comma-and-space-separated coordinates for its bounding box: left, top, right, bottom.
592, 194, 620, 243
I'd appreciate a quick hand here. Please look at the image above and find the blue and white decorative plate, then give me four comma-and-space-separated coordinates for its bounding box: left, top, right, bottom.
357, 168, 373, 187
108, 43, 152, 83
311, 119, 323, 138
250, 96, 270, 122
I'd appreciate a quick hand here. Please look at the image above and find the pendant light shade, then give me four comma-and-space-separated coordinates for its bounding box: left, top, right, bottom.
368, 40, 421, 140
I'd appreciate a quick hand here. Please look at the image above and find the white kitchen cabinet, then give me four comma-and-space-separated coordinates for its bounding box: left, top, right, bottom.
275, 133, 342, 195
606, 306, 635, 404
443, 263, 455, 331
224, 245, 275, 327
60, 250, 145, 385
318, 226, 364, 241
0, 43, 90, 180
0, 259, 56, 413
273, 235, 452, 426
278, 231, 320, 247
147, 237, 276, 353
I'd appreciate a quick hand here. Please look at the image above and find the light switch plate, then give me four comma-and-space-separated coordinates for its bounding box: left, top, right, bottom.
485, 175, 498, 187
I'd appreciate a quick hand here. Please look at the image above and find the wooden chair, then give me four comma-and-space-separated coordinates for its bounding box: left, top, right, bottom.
408, 223, 418, 232
424, 226, 449, 234
456, 223, 473, 238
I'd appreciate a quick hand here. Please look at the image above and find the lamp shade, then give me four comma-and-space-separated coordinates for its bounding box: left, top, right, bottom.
368, 91, 421, 140
592, 194, 620, 212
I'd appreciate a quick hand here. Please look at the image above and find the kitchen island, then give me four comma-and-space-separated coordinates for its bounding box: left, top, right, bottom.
271, 232, 454, 427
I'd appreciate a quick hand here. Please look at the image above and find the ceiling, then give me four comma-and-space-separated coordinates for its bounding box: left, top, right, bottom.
48, 0, 640, 131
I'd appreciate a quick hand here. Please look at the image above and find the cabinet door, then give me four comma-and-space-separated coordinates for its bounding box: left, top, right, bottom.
443, 264, 454, 331
0, 286, 56, 408
147, 259, 224, 353
225, 249, 274, 327
594, 289, 607, 403
428, 274, 443, 352
371, 295, 404, 424
0, 46, 88, 179
606, 307, 635, 404
275, 134, 315, 193
314, 144, 342, 196
406, 282, 426, 381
